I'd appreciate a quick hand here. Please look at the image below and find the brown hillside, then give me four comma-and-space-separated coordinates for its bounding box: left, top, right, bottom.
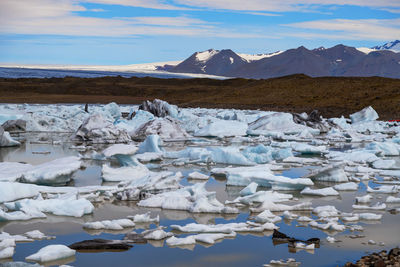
1, 74, 400, 120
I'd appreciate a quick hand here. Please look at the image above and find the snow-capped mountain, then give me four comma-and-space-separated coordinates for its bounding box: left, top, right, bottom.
372, 40, 400, 52
165, 44, 400, 79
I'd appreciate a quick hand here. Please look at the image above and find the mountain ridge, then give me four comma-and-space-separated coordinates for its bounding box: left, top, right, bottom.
161, 43, 400, 79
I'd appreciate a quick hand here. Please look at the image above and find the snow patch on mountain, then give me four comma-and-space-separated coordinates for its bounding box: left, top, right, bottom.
372, 40, 400, 52
195, 49, 219, 62
238, 51, 283, 62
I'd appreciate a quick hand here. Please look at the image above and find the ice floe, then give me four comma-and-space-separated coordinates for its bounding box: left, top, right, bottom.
26, 244, 75, 263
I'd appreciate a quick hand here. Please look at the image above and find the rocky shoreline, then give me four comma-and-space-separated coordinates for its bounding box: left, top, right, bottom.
344, 247, 400, 267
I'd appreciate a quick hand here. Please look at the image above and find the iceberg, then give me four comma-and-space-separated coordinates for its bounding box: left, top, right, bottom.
248, 112, 319, 135
142, 228, 173, 240
212, 165, 313, 189
26, 245, 75, 263
166, 236, 196, 246
131, 117, 190, 140
137, 134, 163, 154
83, 219, 135, 230
21, 156, 81, 185
333, 182, 358, 191
350, 106, 379, 124
187, 171, 209, 180
4, 196, 94, 218
193, 232, 236, 244
239, 182, 258, 196
102, 164, 150, 182
0, 162, 34, 182
73, 113, 131, 143
171, 221, 278, 234
129, 212, 159, 223
300, 187, 339, 196
194, 119, 248, 137
254, 210, 281, 224
0, 127, 20, 147
139, 99, 178, 118
306, 164, 348, 183
0, 182, 39, 203
115, 110, 155, 134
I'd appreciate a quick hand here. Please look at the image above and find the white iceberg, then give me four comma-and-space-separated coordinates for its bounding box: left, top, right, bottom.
194, 119, 248, 137
239, 182, 258, 196
300, 187, 339, 196
26, 244, 75, 263
0, 182, 39, 203
333, 182, 358, 191
21, 156, 81, 185
350, 106, 379, 124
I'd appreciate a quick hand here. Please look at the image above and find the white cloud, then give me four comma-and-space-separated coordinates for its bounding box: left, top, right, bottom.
0, 0, 261, 38
174, 0, 400, 12
81, 0, 191, 10
284, 18, 400, 40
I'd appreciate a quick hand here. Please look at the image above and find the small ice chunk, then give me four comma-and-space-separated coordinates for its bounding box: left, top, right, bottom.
0, 239, 15, 259
129, 212, 159, 223
301, 187, 339, 196
193, 232, 236, 244
166, 236, 196, 246
0, 127, 20, 147
313, 206, 339, 217
326, 236, 336, 243
352, 202, 386, 210
188, 171, 209, 180
194, 119, 248, 137
24, 230, 54, 240
22, 156, 82, 185
386, 196, 400, 203
239, 182, 258, 196
254, 210, 281, 224
83, 219, 135, 230
372, 159, 398, 170
143, 228, 173, 240
356, 195, 373, 203
137, 134, 164, 154
26, 244, 75, 263
359, 213, 382, 220
102, 164, 150, 182
367, 185, 399, 194
0, 182, 39, 203
334, 182, 358, 191
0, 162, 34, 182
306, 164, 348, 183
102, 144, 138, 157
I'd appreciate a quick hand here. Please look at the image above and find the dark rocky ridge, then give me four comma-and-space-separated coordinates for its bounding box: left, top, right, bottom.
163, 45, 400, 79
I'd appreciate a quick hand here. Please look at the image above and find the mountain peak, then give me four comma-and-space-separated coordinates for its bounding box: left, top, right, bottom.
372, 40, 400, 52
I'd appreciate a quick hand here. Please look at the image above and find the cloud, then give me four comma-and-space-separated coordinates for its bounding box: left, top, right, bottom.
174, 0, 400, 12
0, 0, 263, 38
284, 18, 400, 40
81, 0, 191, 10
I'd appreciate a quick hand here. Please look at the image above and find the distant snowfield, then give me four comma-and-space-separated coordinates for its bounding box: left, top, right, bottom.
0, 61, 230, 79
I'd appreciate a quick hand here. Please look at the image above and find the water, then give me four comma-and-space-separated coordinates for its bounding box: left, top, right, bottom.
1, 132, 399, 267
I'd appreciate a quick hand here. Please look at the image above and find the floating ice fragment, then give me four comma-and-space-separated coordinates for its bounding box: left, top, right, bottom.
26, 245, 75, 263
333, 182, 358, 191
239, 182, 258, 196
350, 106, 379, 124
300, 187, 339, 196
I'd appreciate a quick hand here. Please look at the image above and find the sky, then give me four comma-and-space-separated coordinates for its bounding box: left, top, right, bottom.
0, 0, 399, 65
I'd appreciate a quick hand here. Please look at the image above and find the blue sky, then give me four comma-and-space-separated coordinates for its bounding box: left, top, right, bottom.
0, 0, 399, 65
